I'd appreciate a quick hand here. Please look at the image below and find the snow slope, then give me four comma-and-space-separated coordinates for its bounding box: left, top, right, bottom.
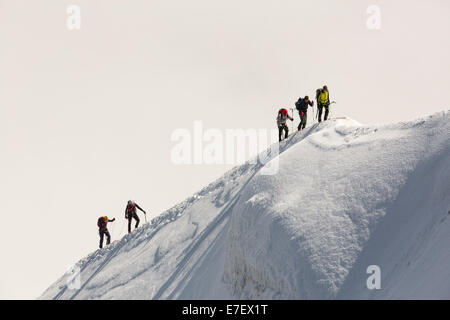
40, 111, 450, 300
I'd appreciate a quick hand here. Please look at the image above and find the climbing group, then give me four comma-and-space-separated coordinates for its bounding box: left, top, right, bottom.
97, 200, 147, 249
95, 87, 333, 248
277, 85, 333, 141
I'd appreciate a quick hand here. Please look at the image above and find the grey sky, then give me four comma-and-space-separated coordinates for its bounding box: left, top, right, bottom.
0, 0, 449, 299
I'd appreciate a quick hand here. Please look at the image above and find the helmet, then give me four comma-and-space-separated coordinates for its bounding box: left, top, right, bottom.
282, 109, 288, 115
304, 96, 309, 100
323, 85, 328, 90
104, 216, 108, 221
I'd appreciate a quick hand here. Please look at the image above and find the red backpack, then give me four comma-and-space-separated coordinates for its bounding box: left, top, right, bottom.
126, 202, 136, 218
97, 217, 106, 229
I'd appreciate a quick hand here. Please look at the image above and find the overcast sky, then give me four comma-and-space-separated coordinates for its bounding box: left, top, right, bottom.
0, 0, 449, 299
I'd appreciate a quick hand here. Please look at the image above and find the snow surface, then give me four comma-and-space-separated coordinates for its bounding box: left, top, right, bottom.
40, 111, 450, 300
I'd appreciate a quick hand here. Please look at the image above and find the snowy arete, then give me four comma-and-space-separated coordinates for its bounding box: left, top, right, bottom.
40, 111, 450, 300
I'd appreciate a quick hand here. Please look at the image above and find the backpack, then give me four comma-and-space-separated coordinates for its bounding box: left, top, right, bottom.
316, 89, 322, 101
278, 108, 288, 115
97, 217, 106, 228
126, 202, 136, 218
295, 98, 303, 111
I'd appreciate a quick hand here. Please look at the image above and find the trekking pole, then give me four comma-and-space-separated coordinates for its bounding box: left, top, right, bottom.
290, 108, 294, 133
110, 219, 116, 240
313, 105, 316, 124
329, 101, 336, 120
111, 222, 115, 237
118, 218, 125, 238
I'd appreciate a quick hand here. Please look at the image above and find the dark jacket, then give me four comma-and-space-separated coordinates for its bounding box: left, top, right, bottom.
125, 202, 145, 219
98, 217, 115, 232
296, 98, 314, 114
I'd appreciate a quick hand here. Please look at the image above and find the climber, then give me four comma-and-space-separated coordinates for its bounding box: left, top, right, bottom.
295, 96, 314, 131
317, 85, 331, 122
125, 200, 146, 233
98, 216, 115, 249
277, 108, 294, 142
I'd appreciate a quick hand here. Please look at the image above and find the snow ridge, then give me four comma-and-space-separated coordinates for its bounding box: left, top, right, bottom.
40, 111, 450, 300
